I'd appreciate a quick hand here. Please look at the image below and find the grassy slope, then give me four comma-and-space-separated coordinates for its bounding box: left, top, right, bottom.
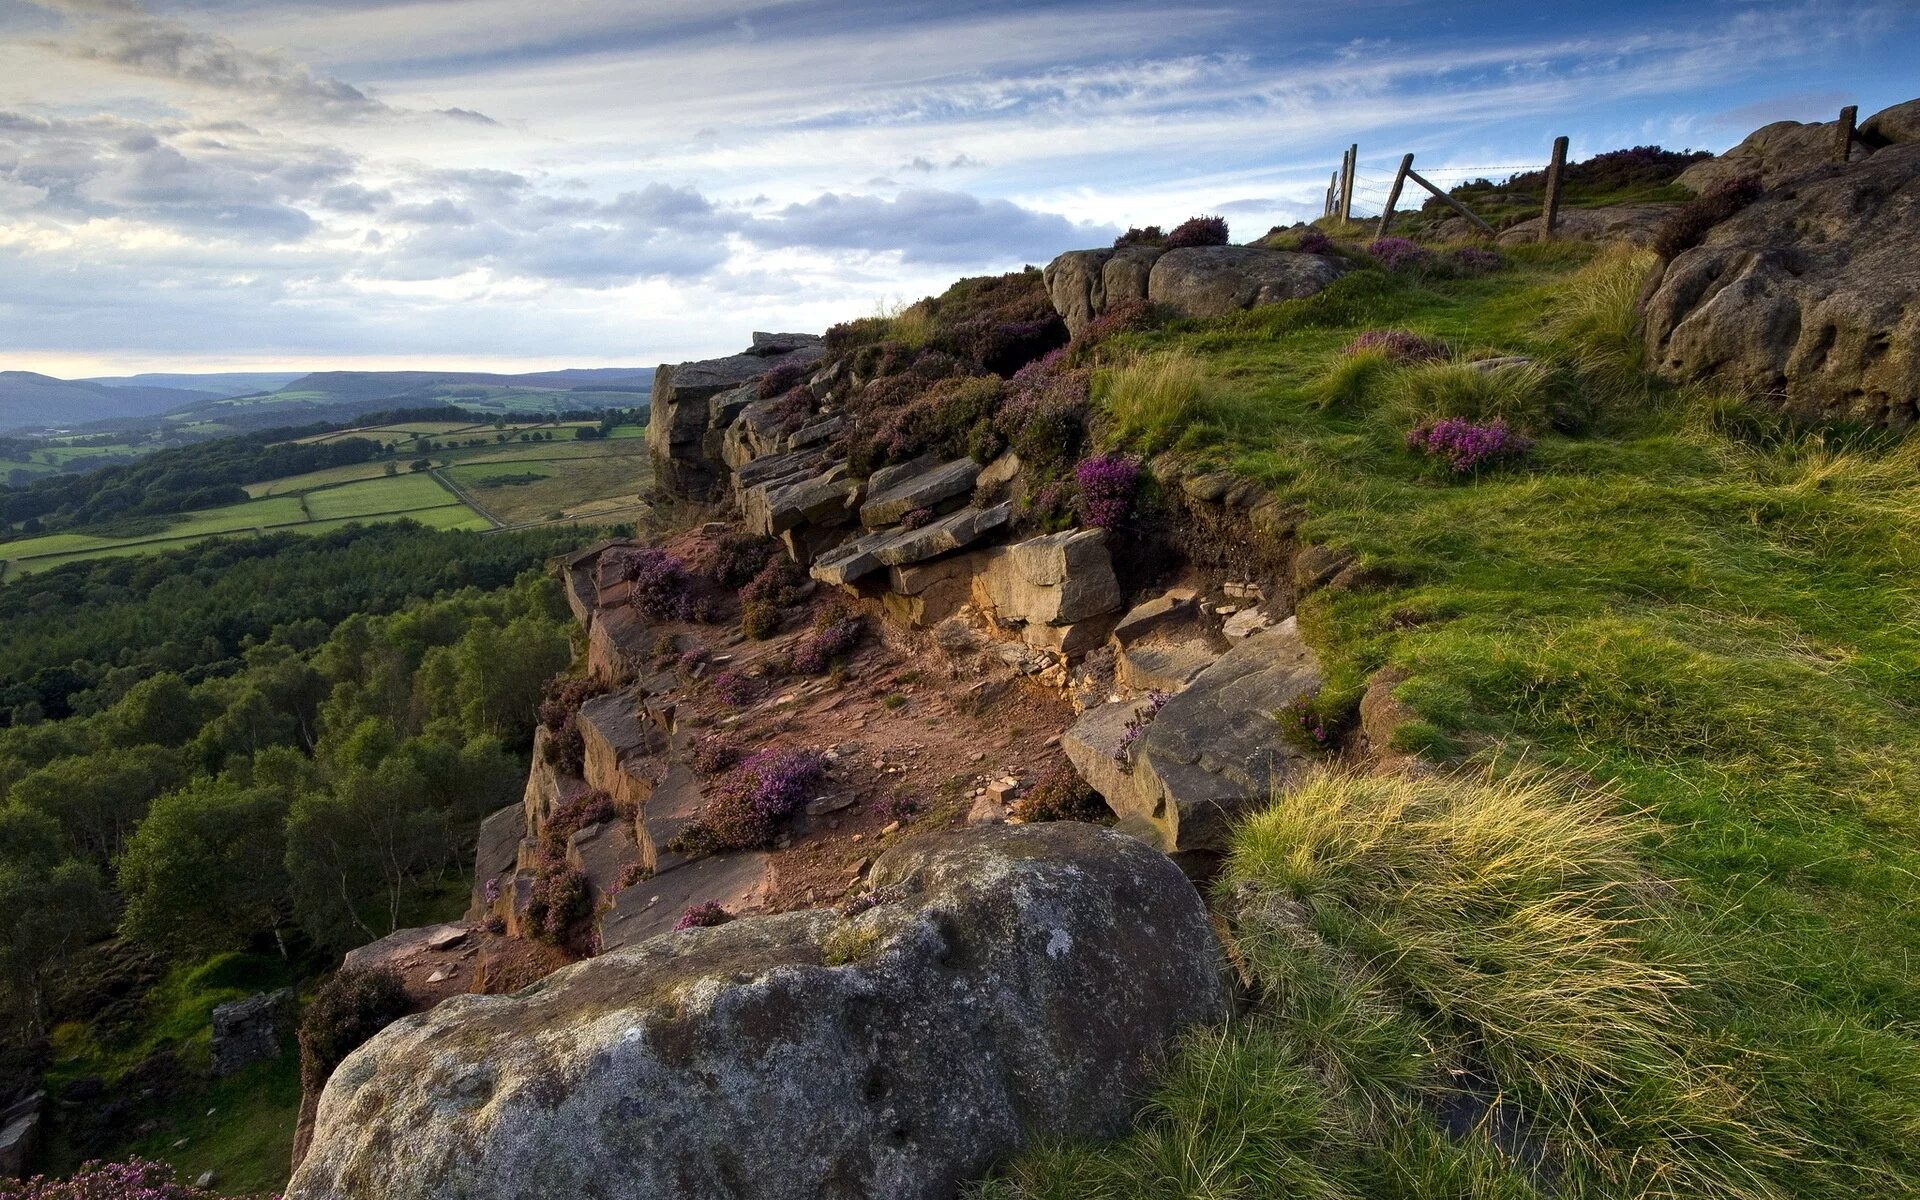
997, 245, 1920, 1197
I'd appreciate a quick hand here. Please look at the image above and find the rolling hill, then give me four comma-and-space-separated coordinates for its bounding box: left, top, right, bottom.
0, 371, 224, 433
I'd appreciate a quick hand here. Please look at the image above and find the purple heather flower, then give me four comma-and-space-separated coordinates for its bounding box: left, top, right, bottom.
1405, 417, 1534, 474
1297, 230, 1334, 255
1367, 236, 1432, 273
673, 901, 735, 931
710, 669, 760, 707
1075, 453, 1141, 531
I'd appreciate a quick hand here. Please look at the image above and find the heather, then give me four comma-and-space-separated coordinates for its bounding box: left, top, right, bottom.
0, 1157, 253, 1199
791, 614, 863, 674
1164, 215, 1229, 248
1073, 454, 1140, 530
1405, 416, 1534, 473
1653, 175, 1763, 259
672, 902, 734, 932
673, 747, 828, 853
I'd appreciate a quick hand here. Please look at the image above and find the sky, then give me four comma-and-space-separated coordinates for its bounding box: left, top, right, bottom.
0, 0, 1915, 376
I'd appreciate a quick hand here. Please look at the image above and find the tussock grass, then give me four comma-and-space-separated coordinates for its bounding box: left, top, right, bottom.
1098, 350, 1210, 453
1307, 348, 1396, 412
1384, 359, 1561, 430
986, 769, 1790, 1199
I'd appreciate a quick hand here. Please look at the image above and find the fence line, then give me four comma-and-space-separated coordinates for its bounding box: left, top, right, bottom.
1322, 104, 1863, 242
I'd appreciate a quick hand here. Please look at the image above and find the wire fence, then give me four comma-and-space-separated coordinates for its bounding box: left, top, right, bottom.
1329, 161, 1552, 220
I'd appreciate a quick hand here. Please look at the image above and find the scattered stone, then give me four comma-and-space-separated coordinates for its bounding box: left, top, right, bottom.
426, 927, 468, 952
805, 794, 856, 817
1221, 608, 1274, 640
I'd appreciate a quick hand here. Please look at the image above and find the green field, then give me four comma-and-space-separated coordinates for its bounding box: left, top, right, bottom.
1, 421, 651, 578
0, 473, 480, 578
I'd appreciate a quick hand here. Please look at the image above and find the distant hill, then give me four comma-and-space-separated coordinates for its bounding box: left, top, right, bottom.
81, 371, 307, 397
2, 366, 655, 437
0, 371, 223, 434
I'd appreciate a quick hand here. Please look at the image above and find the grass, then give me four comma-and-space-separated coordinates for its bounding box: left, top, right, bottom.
42, 953, 300, 1196
993, 241, 1920, 1197
1097, 350, 1210, 453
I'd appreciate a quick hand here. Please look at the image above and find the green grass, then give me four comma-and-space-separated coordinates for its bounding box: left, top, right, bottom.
994, 243, 1920, 1197
301, 473, 455, 520
43, 953, 300, 1196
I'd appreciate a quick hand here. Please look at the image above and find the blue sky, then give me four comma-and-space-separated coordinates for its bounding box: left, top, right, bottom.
0, 0, 1914, 375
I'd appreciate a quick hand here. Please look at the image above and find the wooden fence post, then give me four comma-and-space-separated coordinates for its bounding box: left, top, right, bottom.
1326, 169, 1339, 218
1539, 135, 1569, 243
1407, 169, 1496, 238
1376, 153, 1414, 238
1339, 143, 1358, 224
1836, 105, 1858, 162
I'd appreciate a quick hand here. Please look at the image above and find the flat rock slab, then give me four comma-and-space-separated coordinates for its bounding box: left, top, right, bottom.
289, 824, 1227, 1200
468, 802, 527, 921
1066, 617, 1321, 856
972, 528, 1122, 628
812, 503, 1012, 586
597, 851, 773, 952
1117, 639, 1220, 694
860, 457, 981, 528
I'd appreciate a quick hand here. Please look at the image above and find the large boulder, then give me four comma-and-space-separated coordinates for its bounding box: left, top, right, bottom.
1487, 202, 1676, 247
1860, 97, 1920, 149
1147, 246, 1348, 320
1045, 244, 1346, 333
1643, 142, 1920, 428
286, 823, 1228, 1200
1676, 117, 1867, 194
210, 989, 295, 1077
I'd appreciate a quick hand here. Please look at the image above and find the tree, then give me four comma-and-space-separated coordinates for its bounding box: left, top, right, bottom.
118, 778, 291, 958
285, 757, 446, 951
451, 615, 571, 742
102, 672, 204, 747
6, 744, 190, 863
0, 806, 109, 1037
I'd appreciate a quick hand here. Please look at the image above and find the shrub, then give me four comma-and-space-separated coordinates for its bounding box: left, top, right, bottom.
674, 747, 829, 853
710, 669, 760, 707
602, 546, 697, 621
1652, 174, 1763, 259
740, 600, 781, 640
1405, 417, 1535, 473
1296, 230, 1333, 255
1075, 453, 1141, 531
898, 507, 935, 531
688, 733, 740, 777
740, 555, 806, 608
612, 861, 651, 894
0, 1158, 230, 1199
995, 352, 1091, 475
1450, 245, 1502, 274
793, 616, 863, 674
1072, 297, 1162, 358
1100, 352, 1205, 452
1165, 215, 1229, 248
692, 531, 777, 589
545, 788, 616, 850
1011, 763, 1108, 823
1275, 692, 1336, 752
1114, 691, 1171, 769
297, 967, 410, 1091
1021, 478, 1078, 530
673, 901, 734, 931
1113, 225, 1166, 248
756, 359, 811, 401
1366, 236, 1432, 272
525, 859, 590, 946
675, 647, 707, 677
1342, 329, 1448, 363
874, 792, 919, 823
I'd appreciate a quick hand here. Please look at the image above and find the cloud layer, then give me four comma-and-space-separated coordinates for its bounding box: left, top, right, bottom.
1, 0, 1916, 372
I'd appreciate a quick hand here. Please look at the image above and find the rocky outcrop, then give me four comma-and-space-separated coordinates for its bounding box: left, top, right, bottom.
1861, 98, 1920, 149
810, 502, 1013, 586
970, 528, 1124, 654
646, 334, 824, 497
1676, 117, 1867, 194
286, 823, 1228, 1200
0, 1092, 41, 1180
1643, 142, 1920, 428
210, 989, 294, 1077
1044, 244, 1349, 335
1065, 618, 1322, 859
